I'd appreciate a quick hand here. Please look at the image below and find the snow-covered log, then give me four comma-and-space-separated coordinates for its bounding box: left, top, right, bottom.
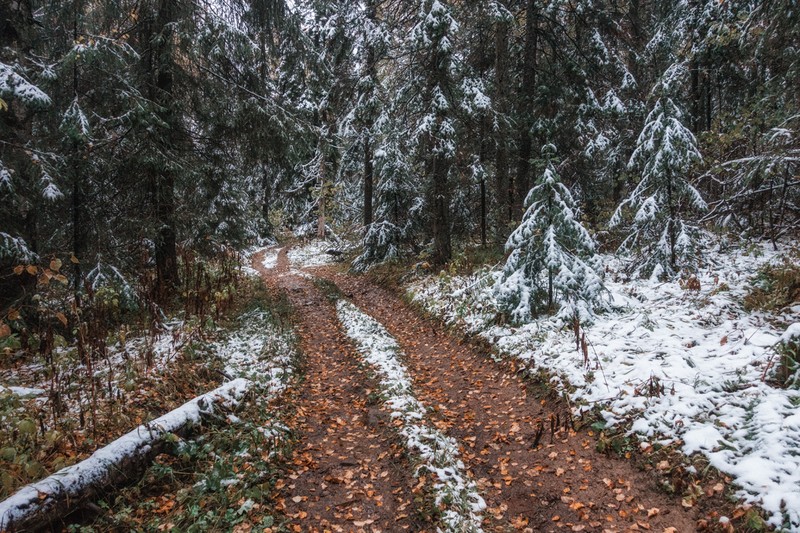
0, 378, 251, 532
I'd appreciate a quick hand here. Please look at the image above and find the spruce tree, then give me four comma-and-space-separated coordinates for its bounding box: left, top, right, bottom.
495, 145, 604, 325
610, 67, 706, 279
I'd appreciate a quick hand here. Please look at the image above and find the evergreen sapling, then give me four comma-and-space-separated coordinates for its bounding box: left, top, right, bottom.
494, 144, 605, 325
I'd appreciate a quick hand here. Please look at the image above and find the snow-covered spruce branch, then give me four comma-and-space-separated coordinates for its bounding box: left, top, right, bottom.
0, 379, 251, 532
336, 300, 485, 533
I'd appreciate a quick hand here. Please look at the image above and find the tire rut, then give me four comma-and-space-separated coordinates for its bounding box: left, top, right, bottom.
253, 249, 421, 532
317, 268, 699, 533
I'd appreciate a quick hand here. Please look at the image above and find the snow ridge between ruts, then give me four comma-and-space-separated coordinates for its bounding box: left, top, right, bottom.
336, 300, 486, 533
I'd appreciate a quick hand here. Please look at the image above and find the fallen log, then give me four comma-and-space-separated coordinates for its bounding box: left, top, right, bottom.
0, 378, 251, 532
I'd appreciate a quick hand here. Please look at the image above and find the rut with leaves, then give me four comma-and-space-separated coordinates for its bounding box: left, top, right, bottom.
256, 249, 699, 532
254, 250, 420, 531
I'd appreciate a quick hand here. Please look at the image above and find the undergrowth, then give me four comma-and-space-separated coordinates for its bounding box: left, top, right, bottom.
67, 275, 301, 531
743, 250, 800, 312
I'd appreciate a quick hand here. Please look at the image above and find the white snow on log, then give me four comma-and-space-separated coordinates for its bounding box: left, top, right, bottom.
336, 300, 485, 533
0, 378, 250, 530
0, 386, 46, 398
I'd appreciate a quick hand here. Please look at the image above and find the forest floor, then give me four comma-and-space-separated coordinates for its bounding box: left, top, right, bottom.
251, 244, 742, 533
1, 240, 781, 532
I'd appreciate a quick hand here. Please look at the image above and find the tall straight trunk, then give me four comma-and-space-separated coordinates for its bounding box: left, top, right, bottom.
363, 0, 377, 230
479, 121, 489, 246
431, 151, 451, 265
71, 3, 84, 295
153, 0, 179, 294
480, 177, 487, 246
71, 165, 84, 294
514, 0, 538, 221
262, 166, 272, 231
494, 14, 511, 227
363, 134, 373, 228
318, 151, 326, 239
667, 173, 676, 269
690, 60, 700, 133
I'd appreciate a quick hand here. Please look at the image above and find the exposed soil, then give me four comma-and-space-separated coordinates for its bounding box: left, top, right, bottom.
255, 247, 701, 532
254, 249, 423, 533
317, 267, 701, 532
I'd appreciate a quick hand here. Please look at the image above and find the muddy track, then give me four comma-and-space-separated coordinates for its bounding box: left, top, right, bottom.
255, 247, 699, 532
254, 249, 422, 532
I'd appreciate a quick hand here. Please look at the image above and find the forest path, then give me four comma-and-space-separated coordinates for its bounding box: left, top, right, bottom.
256, 247, 698, 532
253, 248, 421, 532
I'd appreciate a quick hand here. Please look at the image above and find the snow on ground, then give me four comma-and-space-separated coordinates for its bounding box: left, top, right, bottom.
409, 242, 800, 530
260, 248, 280, 270
212, 309, 295, 396
0, 319, 190, 408
0, 386, 45, 398
336, 299, 486, 533
287, 239, 340, 268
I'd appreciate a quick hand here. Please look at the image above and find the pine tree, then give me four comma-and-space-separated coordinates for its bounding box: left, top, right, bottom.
610, 66, 706, 279
495, 145, 604, 325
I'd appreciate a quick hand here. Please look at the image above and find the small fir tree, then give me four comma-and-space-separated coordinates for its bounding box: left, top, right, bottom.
610, 67, 706, 279
494, 145, 605, 325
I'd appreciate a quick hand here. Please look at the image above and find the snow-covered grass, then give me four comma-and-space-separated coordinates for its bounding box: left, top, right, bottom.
336, 300, 485, 532
0, 295, 298, 529
287, 239, 341, 268
213, 308, 295, 396
409, 242, 800, 530
260, 248, 280, 270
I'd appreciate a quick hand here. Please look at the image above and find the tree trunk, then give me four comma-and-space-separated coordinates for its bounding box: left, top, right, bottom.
494, 13, 511, 229
71, 163, 84, 294
431, 151, 451, 265
0, 379, 251, 532
480, 175, 487, 247
690, 60, 700, 133
153, 0, 179, 295
667, 173, 676, 270
70, 2, 85, 298
514, 0, 538, 221
363, 134, 373, 228
318, 149, 326, 239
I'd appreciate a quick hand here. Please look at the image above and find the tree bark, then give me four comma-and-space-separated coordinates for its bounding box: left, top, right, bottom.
514, 0, 538, 221
318, 164, 326, 239
363, 134, 373, 228
494, 12, 511, 229
431, 151, 451, 265
153, 0, 179, 295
